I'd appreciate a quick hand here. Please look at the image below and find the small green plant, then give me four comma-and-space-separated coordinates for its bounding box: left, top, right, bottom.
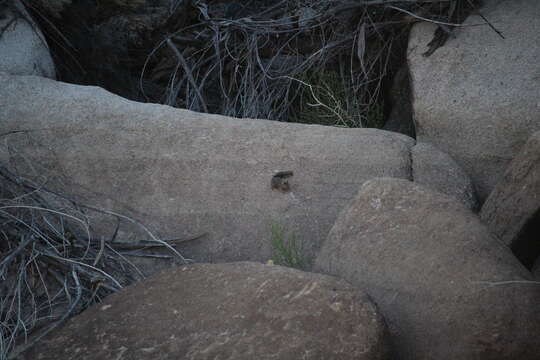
364, 102, 385, 128
291, 68, 386, 128
270, 222, 307, 270
293, 69, 363, 128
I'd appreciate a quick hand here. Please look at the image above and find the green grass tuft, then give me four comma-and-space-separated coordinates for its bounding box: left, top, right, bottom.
270, 222, 307, 270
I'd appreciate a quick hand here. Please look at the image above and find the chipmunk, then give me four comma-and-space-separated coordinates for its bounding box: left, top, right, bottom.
271, 171, 293, 192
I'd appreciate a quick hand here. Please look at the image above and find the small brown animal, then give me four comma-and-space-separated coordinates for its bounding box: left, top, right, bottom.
271, 171, 293, 192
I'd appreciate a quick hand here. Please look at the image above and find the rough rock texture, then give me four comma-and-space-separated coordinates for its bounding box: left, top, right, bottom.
314, 178, 540, 360
0, 73, 414, 270
408, 0, 540, 201
21, 262, 391, 360
481, 131, 540, 268
481, 131, 540, 246
412, 142, 478, 210
0, 1, 55, 78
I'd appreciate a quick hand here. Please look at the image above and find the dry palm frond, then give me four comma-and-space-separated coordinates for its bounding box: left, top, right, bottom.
0, 161, 190, 359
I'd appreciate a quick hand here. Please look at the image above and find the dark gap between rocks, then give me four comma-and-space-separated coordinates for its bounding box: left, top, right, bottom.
511, 207, 540, 270
23, 0, 478, 132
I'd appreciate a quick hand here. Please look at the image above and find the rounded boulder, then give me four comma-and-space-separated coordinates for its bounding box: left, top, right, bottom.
23, 262, 391, 360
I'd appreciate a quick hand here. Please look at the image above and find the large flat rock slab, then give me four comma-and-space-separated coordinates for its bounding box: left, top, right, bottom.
408, 0, 540, 200
0, 73, 414, 269
21, 262, 391, 360
315, 178, 540, 359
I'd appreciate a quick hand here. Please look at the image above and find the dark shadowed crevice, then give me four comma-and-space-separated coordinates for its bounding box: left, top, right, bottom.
511, 207, 540, 270
24, 0, 481, 128
408, 140, 416, 182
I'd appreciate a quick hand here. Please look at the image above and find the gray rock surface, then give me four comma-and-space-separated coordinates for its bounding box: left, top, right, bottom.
408, 0, 540, 201
481, 131, 540, 269
21, 262, 391, 360
0, 1, 55, 78
314, 178, 540, 360
0, 73, 414, 270
412, 142, 477, 210
481, 131, 540, 247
